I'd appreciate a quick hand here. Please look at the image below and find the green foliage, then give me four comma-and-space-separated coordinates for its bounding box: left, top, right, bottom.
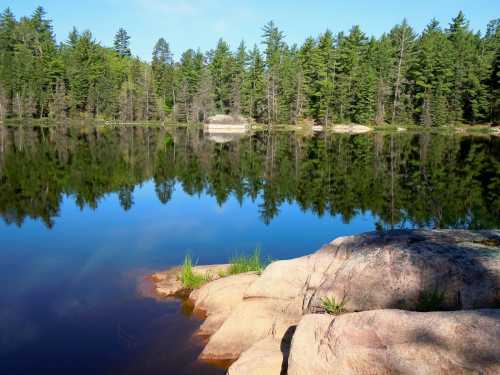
180, 254, 212, 289
0, 8, 499, 126
227, 248, 268, 275
321, 296, 347, 315
416, 289, 446, 312
164, 133, 174, 146
114, 27, 131, 57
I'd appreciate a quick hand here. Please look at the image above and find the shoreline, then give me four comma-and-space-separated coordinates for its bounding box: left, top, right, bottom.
148, 229, 500, 374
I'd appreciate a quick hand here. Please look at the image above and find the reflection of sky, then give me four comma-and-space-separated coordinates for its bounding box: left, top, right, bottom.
0, 179, 376, 372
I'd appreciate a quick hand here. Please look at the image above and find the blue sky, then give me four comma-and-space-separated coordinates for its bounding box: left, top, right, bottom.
5, 1, 500, 61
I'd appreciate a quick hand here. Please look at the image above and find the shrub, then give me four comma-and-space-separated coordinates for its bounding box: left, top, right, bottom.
180, 254, 212, 289
321, 296, 347, 315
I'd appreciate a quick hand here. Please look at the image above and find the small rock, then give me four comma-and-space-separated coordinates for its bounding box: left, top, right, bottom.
151, 264, 229, 297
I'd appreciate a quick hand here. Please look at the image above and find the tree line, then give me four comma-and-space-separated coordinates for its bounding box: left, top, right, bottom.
0, 6, 499, 126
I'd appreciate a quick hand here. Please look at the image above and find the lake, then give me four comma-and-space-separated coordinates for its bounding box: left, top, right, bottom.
0, 124, 499, 374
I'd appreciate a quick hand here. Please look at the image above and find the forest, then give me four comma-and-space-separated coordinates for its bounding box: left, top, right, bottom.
0, 6, 499, 126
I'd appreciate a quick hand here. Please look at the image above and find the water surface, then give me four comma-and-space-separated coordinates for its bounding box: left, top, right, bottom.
1, 125, 499, 374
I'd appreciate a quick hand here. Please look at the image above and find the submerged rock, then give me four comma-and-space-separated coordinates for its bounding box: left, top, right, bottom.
288, 309, 500, 375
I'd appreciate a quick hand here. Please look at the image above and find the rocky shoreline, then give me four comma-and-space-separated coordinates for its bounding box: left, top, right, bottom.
150, 230, 500, 374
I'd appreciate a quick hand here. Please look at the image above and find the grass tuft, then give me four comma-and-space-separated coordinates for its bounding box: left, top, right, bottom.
321, 296, 347, 315
227, 248, 268, 275
416, 289, 446, 312
180, 254, 212, 289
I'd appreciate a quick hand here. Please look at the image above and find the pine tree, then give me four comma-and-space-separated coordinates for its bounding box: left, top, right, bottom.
487, 20, 500, 123
316, 30, 336, 125
152, 37, 175, 116
193, 67, 215, 122
446, 12, 476, 124
0, 8, 16, 115
389, 19, 416, 124
230, 41, 248, 115
209, 38, 233, 113
241, 45, 266, 121
413, 19, 453, 126
114, 27, 131, 57
262, 21, 285, 124
336, 26, 369, 123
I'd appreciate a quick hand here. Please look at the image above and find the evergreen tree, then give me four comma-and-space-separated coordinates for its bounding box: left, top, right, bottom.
446, 12, 476, 123
413, 19, 453, 126
209, 38, 233, 113
262, 21, 285, 124
241, 45, 266, 121
152, 37, 174, 116
389, 19, 416, 124
487, 20, 500, 123
114, 27, 131, 57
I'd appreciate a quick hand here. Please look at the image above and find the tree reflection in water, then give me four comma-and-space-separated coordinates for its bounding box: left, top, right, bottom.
0, 124, 498, 229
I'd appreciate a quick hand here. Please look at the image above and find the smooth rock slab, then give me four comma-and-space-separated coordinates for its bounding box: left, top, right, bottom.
190, 272, 259, 336
247, 230, 500, 312
331, 124, 373, 133
288, 309, 500, 375
200, 298, 302, 361
227, 337, 285, 375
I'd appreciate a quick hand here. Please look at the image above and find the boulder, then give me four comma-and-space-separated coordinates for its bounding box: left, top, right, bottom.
200, 298, 302, 361
206, 114, 249, 125
189, 272, 259, 336
248, 230, 500, 313
227, 337, 285, 375
331, 124, 373, 133
288, 309, 500, 375
151, 264, 229, 297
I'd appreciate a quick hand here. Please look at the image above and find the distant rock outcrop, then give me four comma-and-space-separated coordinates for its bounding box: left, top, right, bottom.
206, 114, 249, 125
331, 124, 373, 133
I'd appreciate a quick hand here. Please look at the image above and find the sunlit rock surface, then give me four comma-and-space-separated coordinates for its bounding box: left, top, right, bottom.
288, 309, 500, 375
150, 230, 500, 374
331, 124, 373, 133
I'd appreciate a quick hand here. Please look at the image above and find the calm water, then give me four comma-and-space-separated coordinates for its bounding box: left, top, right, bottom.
0, 125, 499, 374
